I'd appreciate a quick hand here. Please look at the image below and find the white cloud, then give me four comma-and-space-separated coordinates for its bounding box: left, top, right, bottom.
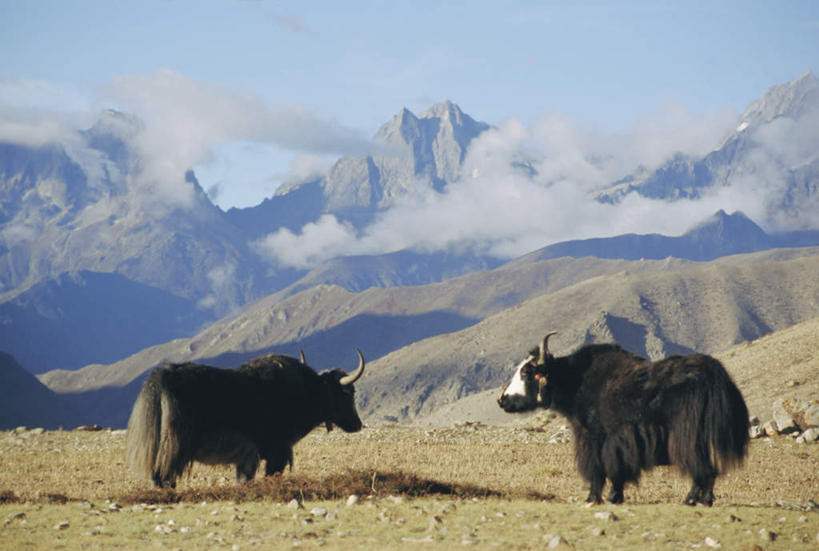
282, 154, 335, 187
103, 69, 371, 210
0, 71, 371, 213
257, 107, 816, 269
253, 214, 359, 269
0, 79, 95, 147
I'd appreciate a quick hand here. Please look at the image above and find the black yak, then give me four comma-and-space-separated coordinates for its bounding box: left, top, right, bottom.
126, 350, 366, 488
498, 333, 749, 505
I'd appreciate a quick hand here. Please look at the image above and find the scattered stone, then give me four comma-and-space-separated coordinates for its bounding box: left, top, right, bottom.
783, 399, 819, 430
438, 502, 456, 515
762, 421, 778, 437
594, 511, 618, 521
543, 534, 570, 548
428, 515, 444, 532
75, 424, 105, 432
759, 528, 777, 542
748, 424, 763, 439
55, 521, 70, 530
589, 525, 605, 536
310, 507, 327, 517
725, 514, 741, 523
803, 404, 819, 427
773, 400, 799, 434
705, 536, 721, 548
345, 494, 359, 507
287, 498, 303, 510
802, 427, 819, 442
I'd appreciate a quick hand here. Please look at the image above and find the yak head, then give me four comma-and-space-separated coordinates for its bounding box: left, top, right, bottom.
318, 349, 366, 433
497, 332, 557, 413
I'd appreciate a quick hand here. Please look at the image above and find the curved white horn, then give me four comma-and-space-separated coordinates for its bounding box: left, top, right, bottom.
339, 349, 365, 386
299, 349, 306, 364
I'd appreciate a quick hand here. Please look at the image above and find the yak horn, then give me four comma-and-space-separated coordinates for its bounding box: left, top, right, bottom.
538, 332, 557, 365
299, 349, 306, 364
339, 349, 365, 386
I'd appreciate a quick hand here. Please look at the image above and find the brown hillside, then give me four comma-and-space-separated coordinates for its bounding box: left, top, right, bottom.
39, 247, 817, 394
356, 254, 819, 424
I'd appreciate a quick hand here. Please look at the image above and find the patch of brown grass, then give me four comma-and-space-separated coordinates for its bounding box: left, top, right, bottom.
119, 469, 552, 505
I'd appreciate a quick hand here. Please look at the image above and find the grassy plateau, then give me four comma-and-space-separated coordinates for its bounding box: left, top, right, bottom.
1, 421, 818, 550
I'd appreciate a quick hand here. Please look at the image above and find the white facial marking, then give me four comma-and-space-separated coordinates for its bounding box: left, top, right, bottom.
501, 355, 535, 398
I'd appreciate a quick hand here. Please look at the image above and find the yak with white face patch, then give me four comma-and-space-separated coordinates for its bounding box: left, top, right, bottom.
497, 332, 749, 506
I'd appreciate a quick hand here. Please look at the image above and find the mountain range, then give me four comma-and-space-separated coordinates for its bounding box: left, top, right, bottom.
593, 71, 819, 230
1, 72, 818, 428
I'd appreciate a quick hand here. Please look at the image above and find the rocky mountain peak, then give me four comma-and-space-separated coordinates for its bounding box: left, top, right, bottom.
738, 70, 819, 130
420, 100, 464, 123
374, 106, 422, 147
683, 209, 770, 251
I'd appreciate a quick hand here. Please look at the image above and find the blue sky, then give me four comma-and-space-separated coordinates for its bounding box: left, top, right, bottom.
2, 0, 818, 210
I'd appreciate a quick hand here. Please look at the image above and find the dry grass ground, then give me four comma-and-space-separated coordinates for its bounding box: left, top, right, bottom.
1, 424, 818, 549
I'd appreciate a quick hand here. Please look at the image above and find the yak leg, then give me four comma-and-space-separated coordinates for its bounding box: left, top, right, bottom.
606, 478, 625, 504
585, 472, 606, 504
576, 431, 606, 504
684, 473, 716, 506
235, 453, 260, 483
234, 439, 261, 483
152, 473, 176, 489
264, 445, 293, 475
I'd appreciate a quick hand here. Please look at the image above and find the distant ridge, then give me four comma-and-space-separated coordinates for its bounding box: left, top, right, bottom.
511, 210, 819, 264
0, 352, 81, 429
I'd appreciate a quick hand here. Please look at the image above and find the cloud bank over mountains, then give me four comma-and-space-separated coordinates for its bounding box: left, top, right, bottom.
1, 70, 371, 211
254, 106, 762, 267
1, 70, 816, 271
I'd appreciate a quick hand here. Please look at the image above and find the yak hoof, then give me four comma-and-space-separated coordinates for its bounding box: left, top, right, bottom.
607, 492, 624, 504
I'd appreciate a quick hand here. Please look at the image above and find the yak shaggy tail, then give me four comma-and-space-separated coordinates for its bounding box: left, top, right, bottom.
126, 370, 187, 487
668, 357, 750, 478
